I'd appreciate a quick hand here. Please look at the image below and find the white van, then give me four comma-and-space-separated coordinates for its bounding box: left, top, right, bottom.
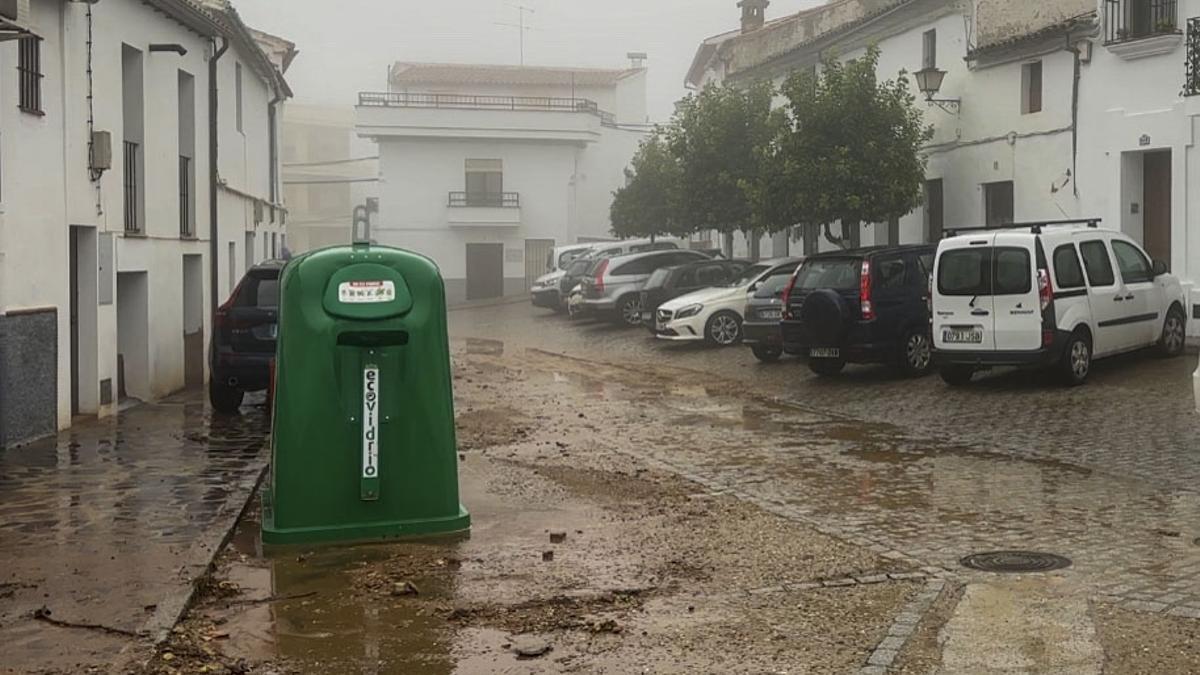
932, 220, 1187, 385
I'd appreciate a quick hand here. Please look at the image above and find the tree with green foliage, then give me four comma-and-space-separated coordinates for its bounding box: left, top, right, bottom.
664, 82, 784, 244
610, 130, 684, 240
773, 47, 933, 248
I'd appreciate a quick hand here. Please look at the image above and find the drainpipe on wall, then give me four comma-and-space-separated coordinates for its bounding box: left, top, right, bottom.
209, 37, 229, 322
268, 92, 283, 221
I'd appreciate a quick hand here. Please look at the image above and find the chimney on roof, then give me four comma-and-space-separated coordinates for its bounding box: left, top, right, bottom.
627, 52, 647, 69
738, 0, 769, 33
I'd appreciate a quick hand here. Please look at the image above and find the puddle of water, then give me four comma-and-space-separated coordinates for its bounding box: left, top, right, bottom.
211, 507, 464, 673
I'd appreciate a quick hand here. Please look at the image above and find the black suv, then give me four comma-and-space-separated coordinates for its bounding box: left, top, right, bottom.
209, 260, 284, 413
639, 259, 749, 331
781, 245, 935, 377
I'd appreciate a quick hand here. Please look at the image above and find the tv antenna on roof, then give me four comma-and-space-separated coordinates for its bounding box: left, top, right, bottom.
494, 3, 535, 65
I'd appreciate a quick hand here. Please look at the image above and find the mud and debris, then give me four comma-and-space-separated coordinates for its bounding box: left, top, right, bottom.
136, 345, 925, 674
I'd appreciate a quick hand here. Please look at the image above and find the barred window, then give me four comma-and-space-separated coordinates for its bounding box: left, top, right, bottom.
18, 38, 43, 115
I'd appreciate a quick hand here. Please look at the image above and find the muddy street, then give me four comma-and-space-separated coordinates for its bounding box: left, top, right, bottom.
134, 301, 1200, 673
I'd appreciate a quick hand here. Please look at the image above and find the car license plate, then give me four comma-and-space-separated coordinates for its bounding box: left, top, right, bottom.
810, 347, 840, 358
943, 327, 983, 344
761, 309, 782, 320
641, 311, 653, 322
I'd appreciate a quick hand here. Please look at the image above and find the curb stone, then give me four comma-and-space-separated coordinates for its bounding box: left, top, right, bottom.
858, 577, 950, 674
114, 461, 269, 670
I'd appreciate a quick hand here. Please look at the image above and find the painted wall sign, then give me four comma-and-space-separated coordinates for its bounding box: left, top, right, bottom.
362, 366, 380, 478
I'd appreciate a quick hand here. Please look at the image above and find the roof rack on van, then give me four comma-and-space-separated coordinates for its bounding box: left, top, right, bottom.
942, 218, 1101, 238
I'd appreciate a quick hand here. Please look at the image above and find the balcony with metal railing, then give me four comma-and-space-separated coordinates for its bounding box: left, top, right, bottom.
445, 191, 521, 227
356, 91, 614, 143
1105, 0, 1184, 58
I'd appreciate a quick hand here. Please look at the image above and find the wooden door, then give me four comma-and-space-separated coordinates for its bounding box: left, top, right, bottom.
466, 243, 504, 300
1143, 150, 1171, 269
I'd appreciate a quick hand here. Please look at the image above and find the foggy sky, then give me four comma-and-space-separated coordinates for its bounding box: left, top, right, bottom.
234, 0, 819, 122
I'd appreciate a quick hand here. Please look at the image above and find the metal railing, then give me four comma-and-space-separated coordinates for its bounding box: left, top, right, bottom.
179, 155, 193, 237
1186, 17, 1200, 95
448, 191, 520, 208
123, 141, 140, 233
1104, 0, 1178, 43
358, 91, 619, 127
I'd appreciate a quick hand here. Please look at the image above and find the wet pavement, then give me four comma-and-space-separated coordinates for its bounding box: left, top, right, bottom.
0, 391, 270, 672
447, 303, 1200, 617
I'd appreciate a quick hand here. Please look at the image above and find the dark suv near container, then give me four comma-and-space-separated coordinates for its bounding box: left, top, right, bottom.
639, 258, 749, 331
781, 245, 935, 377
209, 260, 284, 413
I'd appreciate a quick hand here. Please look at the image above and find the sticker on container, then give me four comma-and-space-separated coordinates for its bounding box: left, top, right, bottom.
339, 280, 396, 304
362, 366, 380, 478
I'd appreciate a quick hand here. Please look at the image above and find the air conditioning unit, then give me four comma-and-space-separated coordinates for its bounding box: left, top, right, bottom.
90, 130, 112, 172
0, 0, 32, 35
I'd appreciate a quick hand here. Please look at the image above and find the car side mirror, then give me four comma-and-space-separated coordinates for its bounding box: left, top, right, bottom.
1152, 260, 1168, 277
749, 281, 762, 292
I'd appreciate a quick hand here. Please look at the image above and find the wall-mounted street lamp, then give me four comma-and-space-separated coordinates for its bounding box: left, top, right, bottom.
914, 67, 960, 114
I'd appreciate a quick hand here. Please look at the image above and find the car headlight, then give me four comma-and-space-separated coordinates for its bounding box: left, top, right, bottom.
675, 304, 703, 319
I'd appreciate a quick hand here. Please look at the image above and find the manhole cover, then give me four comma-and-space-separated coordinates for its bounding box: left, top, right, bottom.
959, 551, 1072, 573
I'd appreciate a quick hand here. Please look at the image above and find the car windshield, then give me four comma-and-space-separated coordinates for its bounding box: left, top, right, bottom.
725, 264, 770, 288
559, 249, 587, 269
793, 258, 860, 290
755, 266, 801, 297
566, 257, 594, 275
233, 274, 280, 308
645, 267, 673, 289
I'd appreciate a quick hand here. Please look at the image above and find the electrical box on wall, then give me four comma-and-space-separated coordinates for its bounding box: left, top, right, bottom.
90, 131, 112, 171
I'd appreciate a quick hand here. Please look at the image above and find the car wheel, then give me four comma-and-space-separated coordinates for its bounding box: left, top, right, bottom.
616, 295, 643, 326
939, 365, 974, 386
808, 358, 845, 377
1059, 330, 1092, 386
705, 311, 743, 347
209, 379, 245, 414
751, 344, 782, 362
1157, 306, 1186, 358
898, 327, 933, 377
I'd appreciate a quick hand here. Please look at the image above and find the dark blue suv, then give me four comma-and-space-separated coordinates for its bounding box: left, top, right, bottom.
780, 245, 936, 377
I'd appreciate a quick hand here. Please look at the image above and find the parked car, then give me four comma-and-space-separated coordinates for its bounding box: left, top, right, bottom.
742, 258, 805, 361
654, 260, 792, 346
781, 244, 937, 377
531, 267, 574, 311
581, 249, 712, 325
639, 258, 751, 331
553, 239, 683, 314
932, 220, 1186, 386
209, 259, 285, 413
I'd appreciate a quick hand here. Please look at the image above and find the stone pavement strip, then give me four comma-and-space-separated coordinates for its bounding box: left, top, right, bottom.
0, 391, 269, 672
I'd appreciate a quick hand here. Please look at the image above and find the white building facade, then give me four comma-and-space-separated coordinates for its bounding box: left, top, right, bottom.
356, 61, 650, 303
0, 0, 290, 447
281, 103, 379, 254
691, 0, 1200, 338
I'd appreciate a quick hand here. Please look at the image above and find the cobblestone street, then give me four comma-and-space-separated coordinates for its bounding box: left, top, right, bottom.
449, 303, 1200, 618
0, 393, 270, 672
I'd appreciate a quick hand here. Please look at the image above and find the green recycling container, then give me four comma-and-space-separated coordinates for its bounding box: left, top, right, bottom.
262, 244, 470, 546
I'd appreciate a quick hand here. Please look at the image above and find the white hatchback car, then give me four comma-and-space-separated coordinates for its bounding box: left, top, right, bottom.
932, 220, 1187, 385
654, 261, 779, 346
